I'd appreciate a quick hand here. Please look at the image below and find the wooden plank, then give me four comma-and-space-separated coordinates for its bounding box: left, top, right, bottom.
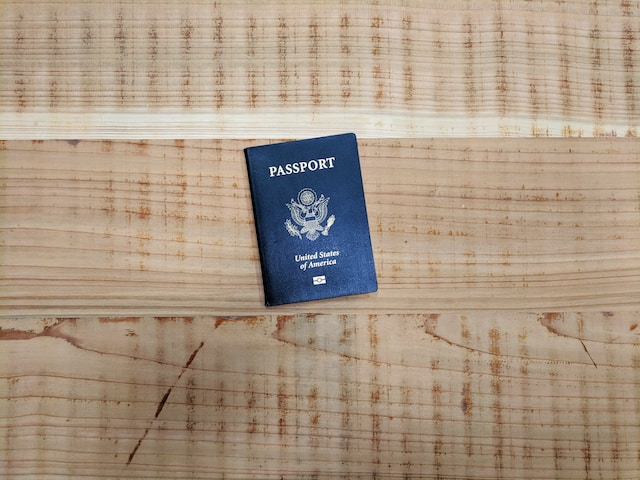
2, 138, 638, 315
1, 2, 639, 478
1, 313, 638, 478
1, 1, 638, 138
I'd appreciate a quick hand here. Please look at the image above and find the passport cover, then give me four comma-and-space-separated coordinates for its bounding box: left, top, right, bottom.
245, 133, 378, 306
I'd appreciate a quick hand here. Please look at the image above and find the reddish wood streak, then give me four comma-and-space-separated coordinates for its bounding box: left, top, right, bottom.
214, 16, 224, 109
98, 317, 140, 324
155, 317, 194, 324
276, 315, 294, 335
214, 316, 264, 329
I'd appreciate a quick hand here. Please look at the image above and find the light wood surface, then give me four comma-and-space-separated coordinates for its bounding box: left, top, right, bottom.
1, 1, 639, 478
2, 313, 639, 478
1, 0, 639, 138
1, 138, 639, 315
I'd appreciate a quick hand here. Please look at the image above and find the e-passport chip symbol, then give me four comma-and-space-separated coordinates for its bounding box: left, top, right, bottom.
312, 275, 326, 285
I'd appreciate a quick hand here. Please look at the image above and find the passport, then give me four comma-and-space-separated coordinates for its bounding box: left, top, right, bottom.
245, 133, 378, 306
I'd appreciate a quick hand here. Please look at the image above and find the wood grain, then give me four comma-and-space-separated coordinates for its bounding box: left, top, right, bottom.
1, 313, 639, 478
2, 1, 640, 478
2, 138, 638, 315
1, 1, 638, 138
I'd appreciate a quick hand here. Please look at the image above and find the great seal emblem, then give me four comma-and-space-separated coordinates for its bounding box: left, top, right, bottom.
285, 188, 335, 241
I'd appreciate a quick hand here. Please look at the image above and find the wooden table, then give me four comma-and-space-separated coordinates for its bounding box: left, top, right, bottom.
1, 1, 639, 478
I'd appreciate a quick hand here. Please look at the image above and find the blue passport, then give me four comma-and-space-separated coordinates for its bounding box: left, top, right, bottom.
245, 133, 378, 306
